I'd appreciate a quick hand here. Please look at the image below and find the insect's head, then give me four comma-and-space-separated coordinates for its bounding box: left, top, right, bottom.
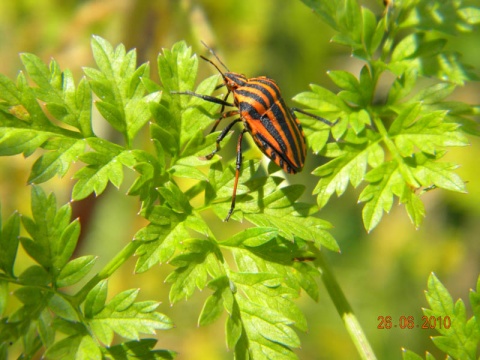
223, 72, 247, 89
200, 41, 246, 90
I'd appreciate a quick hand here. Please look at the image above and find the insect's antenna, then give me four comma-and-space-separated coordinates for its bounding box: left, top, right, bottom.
200, 55, 228, 80
201, 41, 230, 72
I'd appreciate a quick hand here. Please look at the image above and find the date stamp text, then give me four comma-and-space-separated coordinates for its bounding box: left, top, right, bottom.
377, 315, 451, 330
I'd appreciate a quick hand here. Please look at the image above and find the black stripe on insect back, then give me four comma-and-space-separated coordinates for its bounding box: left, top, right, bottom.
252, 78, 281, 100
259, 111, 288, 153
244, 82, 276, 106
269, 101, 303, 164
244, 102, 262, 121
236, 89, 269, 110
255, 132, 296, 172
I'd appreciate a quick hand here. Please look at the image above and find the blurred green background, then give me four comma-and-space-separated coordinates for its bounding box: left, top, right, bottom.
0, 0, 479, 359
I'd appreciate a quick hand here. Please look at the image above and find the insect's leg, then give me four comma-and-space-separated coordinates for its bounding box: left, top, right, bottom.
291, 107, 337, 126
210, 110, 239, 133
218, 89, 231, 116
171, 90, 234, 107
224, 129, 247, 222
205, 118, 241, 160
209, 89, 233, 133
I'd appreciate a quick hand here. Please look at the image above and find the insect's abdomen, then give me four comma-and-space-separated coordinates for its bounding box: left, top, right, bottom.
234, 77, 306, 174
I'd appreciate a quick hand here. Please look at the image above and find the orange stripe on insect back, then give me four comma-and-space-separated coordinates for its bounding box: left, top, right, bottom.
249, 78, 281, 102
236, 86, 270, 112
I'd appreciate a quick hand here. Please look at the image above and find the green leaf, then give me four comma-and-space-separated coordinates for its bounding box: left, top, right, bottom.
36, 309, 55, 349
158, 41, 198, 94
84, 280, 108, 318
0, 281, 8, 316
402, 189, 425, 229
361, 7, 384, 56
166, 243, 214, 304
76, 335, 103, 360
238, 201, 337, 252
179, 74, 220, 148
470, 276, 480, 335
387, 69, 418, 105
236, 295, 300, 357
262, 184, 304, 209
157, 181, 192, 214
293, 84, 347, 117
328, 70, 359, 92
391, 109, 468, 157
48, 293, 79, 322
20, 187, 80, 272
44, 335, 84, 360
85, 36, 151, 144
88, 288, 173, 345
389, 32, 476, 84
219, 268, 308, 358
412, 157, 467, 193
423, 273, 480, 359
56, 255, 97, 288
313, 143, 371, 208
29, 138, 85, 184
127, 159, 159, 202
0, 128, 50, 157
96, 101, 125, 133
219, 176, 339, 251
226, 301, 243, 349
460, 6, 480, 25
18, 265, 51, 286
198, 291, 224, 326
232, 271, 307, 332
20, 53, 53, 90
299, 0, 340, 30
389, 102, 423, 136
401, 1, 479, 34
206, 157, 261, 221
106, 339, 176, 359
72, 138, 136, 200
150, 121, 179, 157
0, 211, 20, 276
331, 0, 362, 48
20, 53, 93, 136
292, 262, 320, 301
411, 83, 456, 104
134, 215, 189, 272
169, 164, 208, 182
221, 227, 278, 247
0, 73, 22, 104
359, 162, 406, 232
401, 349, 429, 360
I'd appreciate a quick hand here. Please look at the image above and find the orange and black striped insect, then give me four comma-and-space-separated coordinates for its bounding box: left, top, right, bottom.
175, 43, 335, 221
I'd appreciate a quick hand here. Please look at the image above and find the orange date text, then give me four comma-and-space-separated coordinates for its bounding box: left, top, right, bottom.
377, 315, 451, 330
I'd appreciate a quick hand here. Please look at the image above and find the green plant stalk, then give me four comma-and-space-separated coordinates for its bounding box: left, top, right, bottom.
314, 251, 377, 360
72, 240, 142, 305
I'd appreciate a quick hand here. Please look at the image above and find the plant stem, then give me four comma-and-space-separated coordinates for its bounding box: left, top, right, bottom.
315, 251, 377, 360
72, 240, 142, 305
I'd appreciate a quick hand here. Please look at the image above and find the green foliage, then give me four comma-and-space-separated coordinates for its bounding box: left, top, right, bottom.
298, 0, 478, 231
0, 36, 335, 359
0, 187, 173, 359
0, 0, 478, 358
402, 273, 480, 360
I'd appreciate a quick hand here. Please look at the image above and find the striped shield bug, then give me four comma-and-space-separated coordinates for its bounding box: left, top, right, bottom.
175, 43, 335, 221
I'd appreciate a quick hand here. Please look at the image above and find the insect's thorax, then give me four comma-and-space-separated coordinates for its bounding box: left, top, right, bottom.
232, 76, 282, 114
